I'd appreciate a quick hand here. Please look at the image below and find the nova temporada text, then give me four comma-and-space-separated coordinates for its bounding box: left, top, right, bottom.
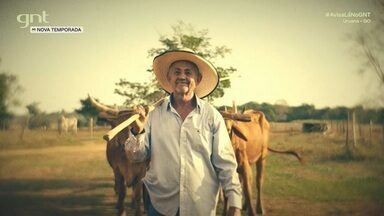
30, 26, 83, 34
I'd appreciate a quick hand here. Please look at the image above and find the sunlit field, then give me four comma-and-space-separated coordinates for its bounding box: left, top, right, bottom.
0, 125, 383, 215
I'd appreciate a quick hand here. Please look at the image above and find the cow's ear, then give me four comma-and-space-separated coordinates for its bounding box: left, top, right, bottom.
231, 125, 248, 141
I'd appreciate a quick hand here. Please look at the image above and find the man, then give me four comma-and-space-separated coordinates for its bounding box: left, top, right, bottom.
129, 49, 242, 216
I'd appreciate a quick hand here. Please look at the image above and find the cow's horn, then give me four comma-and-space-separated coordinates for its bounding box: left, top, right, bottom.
232, 100, 237, 113
88, 94, 119, 116
241, 106, 246, 114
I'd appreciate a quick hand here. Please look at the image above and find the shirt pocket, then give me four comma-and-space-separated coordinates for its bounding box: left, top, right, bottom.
189, 126, 212, 156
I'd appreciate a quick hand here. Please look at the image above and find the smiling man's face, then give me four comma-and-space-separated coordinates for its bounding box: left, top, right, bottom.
167, 60, 202, 96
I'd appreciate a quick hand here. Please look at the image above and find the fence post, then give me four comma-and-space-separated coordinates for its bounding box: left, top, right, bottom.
19, 115, 30, 141
369, 120, 373, 145
90, 117, 94, 138
346, 112, 350, 150
358, 122, 363, 144
352, 111, 357, 148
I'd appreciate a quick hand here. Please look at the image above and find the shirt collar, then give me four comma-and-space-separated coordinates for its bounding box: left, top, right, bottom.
165, 94, 202, 114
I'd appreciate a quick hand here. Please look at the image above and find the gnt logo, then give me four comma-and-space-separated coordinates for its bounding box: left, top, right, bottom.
16, 11, 49, 28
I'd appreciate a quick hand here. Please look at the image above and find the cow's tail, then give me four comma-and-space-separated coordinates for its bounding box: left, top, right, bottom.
267, 147, 304, 163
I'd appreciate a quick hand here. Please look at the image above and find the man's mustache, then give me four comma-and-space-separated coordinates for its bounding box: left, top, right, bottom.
176, 79, 189, 84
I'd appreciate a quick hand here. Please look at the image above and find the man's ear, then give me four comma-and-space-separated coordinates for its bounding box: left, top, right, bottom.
196, 73, 202, 85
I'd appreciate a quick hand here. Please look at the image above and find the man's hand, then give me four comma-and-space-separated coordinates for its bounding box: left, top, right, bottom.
227, 207, 241, 216
130, 105, 149, 135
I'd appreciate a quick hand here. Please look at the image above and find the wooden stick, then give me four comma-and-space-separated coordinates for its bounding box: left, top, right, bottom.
220, 111, 252, 122
103, 114, 140, 141
103, 98, 165, 142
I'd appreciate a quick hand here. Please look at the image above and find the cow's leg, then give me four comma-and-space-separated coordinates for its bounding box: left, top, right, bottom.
242, 160, 256, 216
132, 180, 143, 216
114, 170, 126, 210
255, 159, 265, 215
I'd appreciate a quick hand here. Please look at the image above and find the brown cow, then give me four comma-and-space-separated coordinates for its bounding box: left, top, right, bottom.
220, 110, 302, 215
89, 97, 148, 216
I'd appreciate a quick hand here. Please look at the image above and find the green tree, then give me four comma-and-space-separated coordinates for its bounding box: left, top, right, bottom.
115, 21, 236, 105
0, 70, 23, 129
26, 102, 42, 116
354, 0, 384, 84
326, 106, 349, 120
314, 107, 331, 120
377, 108, 384, 124
75, 96, 105, 126
351, 0, 384, 106
287, 104, 316, 121
114, 81, 159, 106
25, 102, 50, 129
238, 101, 277, 122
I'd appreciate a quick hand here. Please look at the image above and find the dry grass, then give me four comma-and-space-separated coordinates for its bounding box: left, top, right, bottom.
0, 126, 383, 215
262, 125, 384, 216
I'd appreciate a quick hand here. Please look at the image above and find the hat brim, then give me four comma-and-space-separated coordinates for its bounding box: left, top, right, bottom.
153, 50, 219, 98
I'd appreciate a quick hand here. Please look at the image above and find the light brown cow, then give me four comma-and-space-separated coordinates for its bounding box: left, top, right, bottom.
89, 97, 148, 216
220, 110, 303, 215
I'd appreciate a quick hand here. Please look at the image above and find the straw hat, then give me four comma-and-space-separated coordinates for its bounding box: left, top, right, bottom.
153, 49, 219, 98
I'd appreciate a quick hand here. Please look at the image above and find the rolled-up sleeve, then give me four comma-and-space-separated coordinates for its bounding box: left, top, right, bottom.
211, 112, 242, 209
125, 116, 151, 163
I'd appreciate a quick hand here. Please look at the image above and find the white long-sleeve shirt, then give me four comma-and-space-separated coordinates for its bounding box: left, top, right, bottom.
129, 95, 242, 216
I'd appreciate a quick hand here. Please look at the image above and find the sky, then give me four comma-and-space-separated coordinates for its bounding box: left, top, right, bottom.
0, 0, 380, 114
